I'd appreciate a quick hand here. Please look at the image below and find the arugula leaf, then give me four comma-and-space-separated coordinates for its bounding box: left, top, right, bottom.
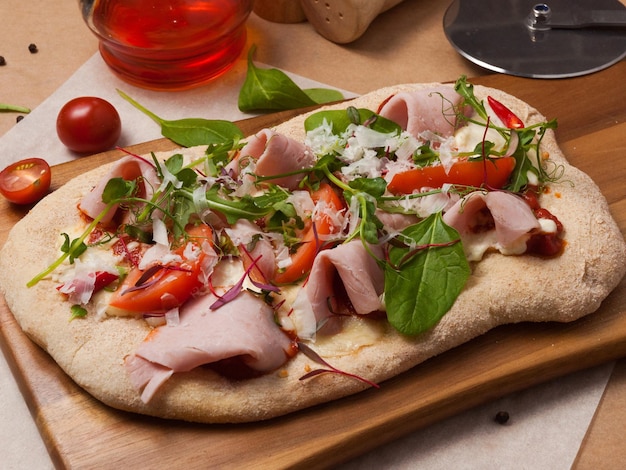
117, 89, 243, 147
238, 45, 343, 112
384, 213, 470, 335
102, 177, 136, 203
454, 75, 488, 122
203, 186, 276, 224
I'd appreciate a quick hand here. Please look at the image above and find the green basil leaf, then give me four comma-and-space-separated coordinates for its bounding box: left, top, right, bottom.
160, 118, 243, 147
117, 89, 243, 147
238, 46, 317, 112
413, 144, 439, 167
472, 140, 497, 158
165, 153, 184, 174
102, 177, 135, 203
349, 177, 387, 198
384, 213, 470, 335
175, 168, 198, 188
304, 88, 344, 105
70, 304, 88, 321
304, 108, 401, 135
60, 233, 88, 264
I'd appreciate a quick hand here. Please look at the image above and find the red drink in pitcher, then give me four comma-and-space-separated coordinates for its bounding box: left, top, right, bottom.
80, 0, 253, 90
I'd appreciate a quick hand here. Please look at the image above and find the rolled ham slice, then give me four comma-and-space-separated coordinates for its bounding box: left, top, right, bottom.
231, 129, 316, 190
299, 240, 384, 336
125, 290, 293, 402
378, 86, 467, 138
443, 190, 541, 260
79, 156, 159, 224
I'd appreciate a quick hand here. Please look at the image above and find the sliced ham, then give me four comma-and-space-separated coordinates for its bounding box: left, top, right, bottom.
125, 290, 293, 402
378, 86, 467, 138
299, 240, 384, 336
443, 190, 541, 260
79, 156, 159, 224
232, 129, 316, 190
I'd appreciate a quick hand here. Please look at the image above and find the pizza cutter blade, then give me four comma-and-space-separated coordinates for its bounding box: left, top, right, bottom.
443, 0, 626, 78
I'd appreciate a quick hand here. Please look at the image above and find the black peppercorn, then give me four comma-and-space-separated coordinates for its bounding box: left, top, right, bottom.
28, 43, 38, 54
494, 411, 510, 424
0, 56, 6, 66
16, 115, 24, 123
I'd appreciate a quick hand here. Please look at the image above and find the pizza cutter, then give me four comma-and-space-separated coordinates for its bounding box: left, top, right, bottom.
443, 0, 626, 78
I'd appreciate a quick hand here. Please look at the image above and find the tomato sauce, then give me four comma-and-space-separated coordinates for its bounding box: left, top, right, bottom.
522, 187, 565, 257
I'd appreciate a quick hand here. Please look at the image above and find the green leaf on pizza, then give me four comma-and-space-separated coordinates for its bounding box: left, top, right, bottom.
60, 233, 87, 263
454, 75, 488, 122
304, 107, 401, 135
70, 304, 88, 321
348, 177, 387, 199
202, 185, 286, 225
384, 213, 470, 336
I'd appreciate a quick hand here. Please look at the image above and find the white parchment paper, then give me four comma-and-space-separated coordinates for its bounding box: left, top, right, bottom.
0, 53, 612, 470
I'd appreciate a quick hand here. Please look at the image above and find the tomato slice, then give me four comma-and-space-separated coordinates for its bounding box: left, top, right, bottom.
0, 158, 51, 205
387, 156, 516, 195
273, 183, 344, 284
108, 224, 213, 313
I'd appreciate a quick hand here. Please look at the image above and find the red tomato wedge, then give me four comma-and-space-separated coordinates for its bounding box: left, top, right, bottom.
273, 183, 344, 285
108, 224, 213, 313
387, 156, 516, 195
0, 158, 51, 205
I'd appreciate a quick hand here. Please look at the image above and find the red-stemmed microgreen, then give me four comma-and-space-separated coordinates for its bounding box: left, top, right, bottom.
209, 253, 279, 310
297, 341, 380, 389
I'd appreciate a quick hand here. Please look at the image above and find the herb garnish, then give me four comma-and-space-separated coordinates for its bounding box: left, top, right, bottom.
455, 75, 559, 193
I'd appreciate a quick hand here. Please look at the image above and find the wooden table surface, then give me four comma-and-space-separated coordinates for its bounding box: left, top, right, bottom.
0, 0, 625, 468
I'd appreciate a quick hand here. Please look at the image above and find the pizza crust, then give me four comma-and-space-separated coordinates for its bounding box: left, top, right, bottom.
1, 83, 625, 423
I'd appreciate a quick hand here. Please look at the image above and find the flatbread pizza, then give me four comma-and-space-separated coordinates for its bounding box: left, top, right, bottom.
1, 78, 624, 423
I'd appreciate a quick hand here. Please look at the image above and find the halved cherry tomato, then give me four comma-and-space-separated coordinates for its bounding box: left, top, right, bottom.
0, 158, 51, 205
387, 156, 516, 195
108, 224, 213, 313
273, 183, 344, 284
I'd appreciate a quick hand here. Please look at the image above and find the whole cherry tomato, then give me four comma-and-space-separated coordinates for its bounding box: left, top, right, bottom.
56, 97, 121, 153
0, 158, 52, 205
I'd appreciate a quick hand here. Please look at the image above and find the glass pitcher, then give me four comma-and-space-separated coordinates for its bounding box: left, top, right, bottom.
79, 0, 253, 90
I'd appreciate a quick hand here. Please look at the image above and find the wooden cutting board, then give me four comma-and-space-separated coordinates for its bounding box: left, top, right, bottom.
1, 67, 625, 469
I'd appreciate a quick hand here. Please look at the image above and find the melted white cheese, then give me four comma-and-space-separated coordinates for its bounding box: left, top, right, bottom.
309, 316, 386, 357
